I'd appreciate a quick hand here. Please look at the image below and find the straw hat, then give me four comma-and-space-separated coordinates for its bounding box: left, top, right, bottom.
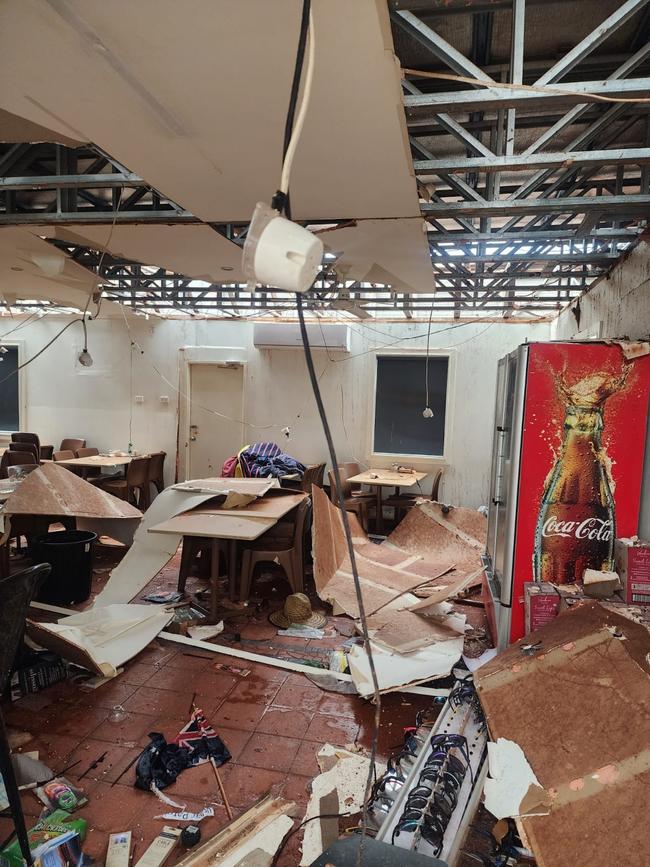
269, 593, 327, 629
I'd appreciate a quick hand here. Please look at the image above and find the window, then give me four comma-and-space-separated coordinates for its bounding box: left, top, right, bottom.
373, 354, 448, 458
0, 345, 20, 433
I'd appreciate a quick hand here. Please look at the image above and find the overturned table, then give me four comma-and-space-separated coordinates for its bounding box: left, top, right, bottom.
147, 490, 307, 621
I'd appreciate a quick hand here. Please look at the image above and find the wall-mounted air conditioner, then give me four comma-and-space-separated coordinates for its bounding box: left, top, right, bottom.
253, 323, 350, 352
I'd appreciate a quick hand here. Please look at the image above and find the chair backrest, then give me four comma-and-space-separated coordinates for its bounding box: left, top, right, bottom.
292, 497, 312, 564
342, 461, 362, 492
1, 450, 37, 478
8, 442, 38, 461
430, 468, 443, 501
126, 456, 150, 487
60, 438, 86, 452
147, 451, 166, 481
0, 564, 52, 692
53, 449, 75, 461
300, 462, 325, 492
327, 466, 352, 500
76, 447, 99, 458
11, 432, 40, 458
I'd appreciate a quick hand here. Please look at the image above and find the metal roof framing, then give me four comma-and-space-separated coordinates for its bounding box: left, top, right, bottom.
1, 0, 649, 319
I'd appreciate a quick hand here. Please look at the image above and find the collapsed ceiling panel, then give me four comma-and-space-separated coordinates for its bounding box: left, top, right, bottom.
0, 0, 420, 223
322, 219, 434, 294
52, 224, 246, 283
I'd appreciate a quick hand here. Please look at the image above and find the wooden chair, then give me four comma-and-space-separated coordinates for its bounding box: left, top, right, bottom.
177, 538, 227, 595
11, 433, 41, 461
60, 438, 86, 453
52, 449, 75, 461
328, 467, 375, 530
8, 442, 38, 463
300, 462, 325, 492
0, 451, 37, 479
239, 498, 312, 601
147, 451, 166, 497
98, 456, 150, 509
75, 447, 102, 481
384, 469, 444, 522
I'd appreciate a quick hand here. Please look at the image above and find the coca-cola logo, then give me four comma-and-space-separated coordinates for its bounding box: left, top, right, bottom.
542, 516, 613, 541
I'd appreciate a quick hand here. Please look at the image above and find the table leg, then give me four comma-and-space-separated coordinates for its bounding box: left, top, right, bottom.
375, 485, 384, 535
228, 539, 238, 601
209, 539, 220, 623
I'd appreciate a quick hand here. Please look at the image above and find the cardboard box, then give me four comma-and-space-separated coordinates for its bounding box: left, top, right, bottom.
615, 537, 650, 605
524, 582, 560, 634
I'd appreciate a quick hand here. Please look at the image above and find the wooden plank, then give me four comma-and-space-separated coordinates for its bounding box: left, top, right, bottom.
186, 492, 306, 519
147, 513, 276, 540
347, 469, 427, 487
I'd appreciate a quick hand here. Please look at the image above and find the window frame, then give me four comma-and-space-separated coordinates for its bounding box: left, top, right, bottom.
368, 348, 455, 466
0, 340, 25, 437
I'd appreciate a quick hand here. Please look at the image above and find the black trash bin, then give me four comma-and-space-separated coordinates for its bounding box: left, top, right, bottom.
31, 530, 98, 605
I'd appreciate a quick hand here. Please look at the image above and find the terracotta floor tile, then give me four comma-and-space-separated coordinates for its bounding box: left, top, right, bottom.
274, 827, 304, 867
271, 676, 324, 712
63, 738, 142, 786
317, 692, 365, 719
120, 662, 157, 686
227, 674, 282, 705
216, 726, 252, 761
132, 642, 178, 667
24, 732, 80, 770
91, 711, 159, 747
289, 739, 321, 778
256, 706, 314, 739
245, 662, 290, 684
213, 700, 269, 732
304, 713, 360, 746
79, 830, 109, 862
80, 781, 150, 833
77, 680, 139, 710
280, 772, 312, 810
238, 732, 302, 773
165, 650, 215, 672
43, 704, 110, 739
123, 686, 196, 717
219, 764, 286, 810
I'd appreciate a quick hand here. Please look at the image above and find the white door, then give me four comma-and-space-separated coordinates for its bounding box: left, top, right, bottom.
188, 363, 245, 478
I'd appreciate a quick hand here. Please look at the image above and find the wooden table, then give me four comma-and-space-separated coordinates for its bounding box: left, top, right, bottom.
55, 455, 139, 468
347, 469, 427, 534
148, 491, 307, 620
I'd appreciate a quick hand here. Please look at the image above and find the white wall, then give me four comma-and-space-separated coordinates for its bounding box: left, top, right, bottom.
5, 313, 549, 507
552, 240, 650, 341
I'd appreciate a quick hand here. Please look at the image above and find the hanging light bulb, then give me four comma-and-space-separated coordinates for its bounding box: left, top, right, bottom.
78, 318, 93, 367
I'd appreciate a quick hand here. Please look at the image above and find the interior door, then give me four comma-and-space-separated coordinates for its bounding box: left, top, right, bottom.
188, 363, 244, 478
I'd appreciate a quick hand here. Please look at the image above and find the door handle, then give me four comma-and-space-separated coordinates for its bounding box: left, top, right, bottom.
189, 424, 198, 442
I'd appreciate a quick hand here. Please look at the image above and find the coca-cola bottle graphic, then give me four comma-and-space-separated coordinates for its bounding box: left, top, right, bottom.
533, 371, 625, 584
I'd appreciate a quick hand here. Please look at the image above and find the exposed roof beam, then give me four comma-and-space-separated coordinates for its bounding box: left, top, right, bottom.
414, 147, 650, 175
427, 228, 639, 241
404, 78, 650, 113
421, 194, 650, 218
0, 172, 144, 190
535, 0, 650, 86
392, 10, 495, 82
0, 210, 197, 225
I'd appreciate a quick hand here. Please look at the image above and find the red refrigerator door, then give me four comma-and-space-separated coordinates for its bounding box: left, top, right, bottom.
509, 342, 650, 643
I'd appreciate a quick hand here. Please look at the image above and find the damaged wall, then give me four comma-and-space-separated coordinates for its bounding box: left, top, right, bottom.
552, 239, 650, 341
3, 314, 547, 504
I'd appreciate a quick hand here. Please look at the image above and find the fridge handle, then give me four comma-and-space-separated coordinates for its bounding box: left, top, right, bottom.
492, 427, 508, 505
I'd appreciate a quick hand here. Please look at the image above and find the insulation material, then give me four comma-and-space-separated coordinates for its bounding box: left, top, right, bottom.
348, 636, 463, 697
95, 486, 243, 606
311, 486, 476, 652
474, 602, 650, 867
300, 745, 384, 866
26, 604, 173, 677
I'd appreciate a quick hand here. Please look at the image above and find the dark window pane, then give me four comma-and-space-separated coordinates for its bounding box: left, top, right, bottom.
373, 355, 447, 456
0, 346, 20, 431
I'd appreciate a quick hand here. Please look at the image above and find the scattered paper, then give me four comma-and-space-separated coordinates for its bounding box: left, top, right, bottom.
484, 738, 550, 819
155, 806, 214, 822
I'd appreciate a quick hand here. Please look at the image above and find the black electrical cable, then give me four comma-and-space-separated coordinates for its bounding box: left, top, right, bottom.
296, 294, 382, 862
271, 0, 311, 220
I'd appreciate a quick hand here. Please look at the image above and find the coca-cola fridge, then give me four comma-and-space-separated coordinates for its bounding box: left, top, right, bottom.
483, 341, 650, 648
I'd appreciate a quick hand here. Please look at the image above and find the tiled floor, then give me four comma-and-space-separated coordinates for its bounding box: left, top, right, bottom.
3, 541, 485, 865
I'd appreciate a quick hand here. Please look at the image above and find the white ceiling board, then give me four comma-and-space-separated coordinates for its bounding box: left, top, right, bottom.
0, 226, 125, 315
0, 1, 419, 222
0, 108, 84, 146
53, 224, 246, 283
323, 219, 434, 294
